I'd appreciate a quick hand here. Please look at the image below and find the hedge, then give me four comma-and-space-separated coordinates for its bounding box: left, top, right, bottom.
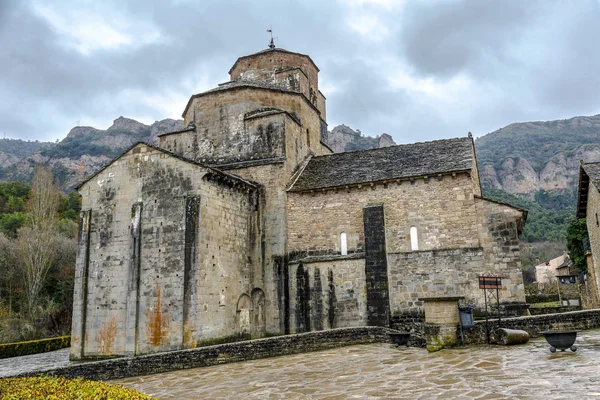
526, 294, 560, 304
0, 336, 70, 359
0, 376, 154, 399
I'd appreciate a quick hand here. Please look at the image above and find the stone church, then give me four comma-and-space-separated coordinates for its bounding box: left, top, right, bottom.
71, 47, 527, 359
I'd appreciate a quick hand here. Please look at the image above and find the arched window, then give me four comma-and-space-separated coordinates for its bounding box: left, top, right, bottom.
340, 232, 348, 256
410, 226, 419, 251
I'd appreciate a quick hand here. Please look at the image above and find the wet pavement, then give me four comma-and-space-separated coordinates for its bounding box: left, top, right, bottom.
0, 348, 71, 378
112, 329, 600, 399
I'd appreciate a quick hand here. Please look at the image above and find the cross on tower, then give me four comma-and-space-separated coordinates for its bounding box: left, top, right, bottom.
267, 27, 277, 49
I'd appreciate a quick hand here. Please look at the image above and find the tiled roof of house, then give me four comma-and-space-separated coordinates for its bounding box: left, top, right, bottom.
288, 137, 473, 192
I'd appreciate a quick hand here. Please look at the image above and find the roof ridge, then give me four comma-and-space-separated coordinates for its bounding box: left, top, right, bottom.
311, 136, 471, 159
77, 141, 259, 190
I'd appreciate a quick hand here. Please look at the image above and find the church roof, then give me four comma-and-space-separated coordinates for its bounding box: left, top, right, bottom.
182, 80, 302, 118
76, 142, 259, 190
228, 47, 320, 74
576, 161, 600, 217
288, 137, 473, 192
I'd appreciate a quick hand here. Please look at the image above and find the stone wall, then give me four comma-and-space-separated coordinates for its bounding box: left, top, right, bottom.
229, 50, 323, 115
462, 309, 600, 344
585, 186, 600, 306
288, 257, 367, 333
388, 248, 485, 318
287, 173, 480, 255
178, 88, 328, 162
21, 327, 394, 381
72, 144, 260, 359
474, 197, 526, 304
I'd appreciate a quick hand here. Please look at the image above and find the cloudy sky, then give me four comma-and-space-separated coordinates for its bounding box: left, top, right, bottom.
1, 0, 599, 143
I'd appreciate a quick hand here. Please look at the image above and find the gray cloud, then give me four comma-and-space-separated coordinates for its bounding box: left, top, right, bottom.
0, 0, 599, 143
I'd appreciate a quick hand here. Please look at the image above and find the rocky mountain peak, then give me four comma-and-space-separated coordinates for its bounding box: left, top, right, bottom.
66, 126, 100, 139
326, 125, 396, 153
108, 116, 149, 134
378, 133, 395, 148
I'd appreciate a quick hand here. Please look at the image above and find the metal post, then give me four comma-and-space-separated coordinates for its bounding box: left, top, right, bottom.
483, 286, 490, 344
496, 280, 501, 324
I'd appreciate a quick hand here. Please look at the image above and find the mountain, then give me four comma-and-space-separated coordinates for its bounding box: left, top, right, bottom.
0, 120, 390, 190
475, 115, 600, 196
0, 138, 54, 168
324, 125, 396, 152
0, 117, 183, 189
474, 114, 600, 246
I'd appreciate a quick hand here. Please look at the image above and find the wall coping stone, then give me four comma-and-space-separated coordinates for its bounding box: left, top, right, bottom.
388, 246, 483, 256
419, 297, 465, 302
289, 252, 365, 265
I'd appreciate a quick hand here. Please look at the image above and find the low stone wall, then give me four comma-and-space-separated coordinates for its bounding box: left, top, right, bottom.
463, 309, 600, 344
528, 306, 580, 315
16, 327, 393, 381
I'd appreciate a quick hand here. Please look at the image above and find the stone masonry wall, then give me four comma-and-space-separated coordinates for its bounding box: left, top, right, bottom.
287, 173, 480, 255
229, 51, 321, 112
288, 258, 367, 333
474, 197, 526, 304
178, 87, 328, 162
586, 186, 600, 306
72, 144, 259, 359
387, 248, 486, 318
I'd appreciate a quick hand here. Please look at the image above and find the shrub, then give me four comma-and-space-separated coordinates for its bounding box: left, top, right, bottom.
0, 376, 154, 399
0, 336, 70, 359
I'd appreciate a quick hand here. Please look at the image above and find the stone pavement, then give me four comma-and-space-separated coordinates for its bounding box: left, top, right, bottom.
0, 348, 71, 378
112, 329, 600, 399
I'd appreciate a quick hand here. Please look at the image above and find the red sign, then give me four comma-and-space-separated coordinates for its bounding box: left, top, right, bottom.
479, 276, 502, 289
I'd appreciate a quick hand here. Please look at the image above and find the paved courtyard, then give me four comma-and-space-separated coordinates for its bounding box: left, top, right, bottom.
112, 329, 600, 399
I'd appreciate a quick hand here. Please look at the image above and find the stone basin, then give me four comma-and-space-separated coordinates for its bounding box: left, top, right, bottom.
388, 332, 410, 347
540, 330, 579, 352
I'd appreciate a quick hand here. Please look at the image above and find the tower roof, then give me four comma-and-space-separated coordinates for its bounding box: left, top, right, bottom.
228, 47, 320, 75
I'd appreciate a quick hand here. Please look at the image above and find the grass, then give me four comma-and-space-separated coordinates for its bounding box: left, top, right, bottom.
529, 301, 561, 308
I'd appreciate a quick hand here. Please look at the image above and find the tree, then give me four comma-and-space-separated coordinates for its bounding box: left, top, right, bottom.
17, 167, 60, 317
566, 218, 588, 274
0, 232, 17, 315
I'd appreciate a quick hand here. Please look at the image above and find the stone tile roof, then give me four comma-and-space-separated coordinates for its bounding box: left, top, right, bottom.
209, 80, 295, 94
76, 142, 259, 190
577, 162, 600, 217
182, 80, 300, 118
288, 137, 473, 192
228, 47, 320, 74
583, 162, 600, 189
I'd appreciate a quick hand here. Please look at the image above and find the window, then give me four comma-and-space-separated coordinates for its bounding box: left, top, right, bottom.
306, 129, 311, 147
410, 226, 419, 251
596, 213, 599, 227
340, 232, 347, 256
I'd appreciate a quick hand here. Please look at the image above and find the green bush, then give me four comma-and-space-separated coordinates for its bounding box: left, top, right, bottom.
0, 376, 154, 399
0, 336, 70, 359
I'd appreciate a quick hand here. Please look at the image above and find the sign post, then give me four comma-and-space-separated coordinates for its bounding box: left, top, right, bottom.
479, 276, 502, 344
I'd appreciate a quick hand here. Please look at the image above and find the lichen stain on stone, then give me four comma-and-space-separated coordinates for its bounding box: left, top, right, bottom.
183, 321, 197, 348
148, 283, 168, 347
97, 315, 118, 355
